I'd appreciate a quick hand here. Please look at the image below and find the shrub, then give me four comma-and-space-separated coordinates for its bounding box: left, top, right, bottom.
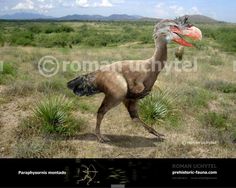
0, 33, 4, 46
0, 62, 17, 84
0, 62, 16, 76
139, 90, 177, 124
34, 95, 82, 136
10, 31, 33, 46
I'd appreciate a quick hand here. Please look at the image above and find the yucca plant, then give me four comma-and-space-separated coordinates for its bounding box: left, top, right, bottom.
34, 95, 81, 135
139, 89, 176, 124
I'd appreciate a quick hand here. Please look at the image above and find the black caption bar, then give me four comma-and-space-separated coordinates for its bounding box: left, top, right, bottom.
0, 159, 235, 187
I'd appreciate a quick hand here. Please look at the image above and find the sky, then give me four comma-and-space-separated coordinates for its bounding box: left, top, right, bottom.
0, 0, 236, 22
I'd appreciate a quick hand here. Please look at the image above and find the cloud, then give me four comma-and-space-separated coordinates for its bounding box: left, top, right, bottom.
12, 0, 34, 10
75, 0, 113, 7
11, 0, 54, 12
76, 0, 90, 7
155, 2, 202, 18
170, 5, 201, 16
99, 0, 113, 7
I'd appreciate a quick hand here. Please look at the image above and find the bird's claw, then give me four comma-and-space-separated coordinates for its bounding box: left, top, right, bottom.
148, 128, 165, 139
97, 135, 111, 143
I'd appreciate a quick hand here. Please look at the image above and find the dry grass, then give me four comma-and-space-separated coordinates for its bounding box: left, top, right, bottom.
0, 41, 236, 158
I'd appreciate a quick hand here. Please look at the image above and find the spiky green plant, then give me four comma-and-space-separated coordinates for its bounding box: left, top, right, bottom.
139, 90, 177, 124
34, 95, 82, 136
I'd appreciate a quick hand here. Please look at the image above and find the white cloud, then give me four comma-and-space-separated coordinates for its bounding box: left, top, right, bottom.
110, 0, 125, 3
12, 0, 34, 10
76, 0, 113, 8
38, 3, 54, 11
155, 2, 202, 18
99, 0, 112, 7
156, 3, 169, 17
11, 0, 54, 12
76, 0, 90, 7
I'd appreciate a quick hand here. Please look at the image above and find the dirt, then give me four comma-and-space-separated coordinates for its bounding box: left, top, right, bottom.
0, 89, 33, 157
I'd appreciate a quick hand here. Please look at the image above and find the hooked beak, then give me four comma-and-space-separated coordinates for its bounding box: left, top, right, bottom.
171, 26, 202, 47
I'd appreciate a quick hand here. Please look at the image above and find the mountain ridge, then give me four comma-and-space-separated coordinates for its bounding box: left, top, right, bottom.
0, 12, 223, 23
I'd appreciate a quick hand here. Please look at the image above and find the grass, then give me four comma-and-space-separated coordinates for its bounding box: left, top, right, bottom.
77, 101, 97, 113
33, 95, 83, 136
200, 112, 229, 129
5, 80, 35, 96
37, 78, 67, 94
209, 57, 224, 66
181, 87, 215, 110
14, 137, 55, 158
139, 89, 178, 125
0, 62, 17, 84
204, 80, 236, 93
0, 21, 236, 158
199, 111, 236, 144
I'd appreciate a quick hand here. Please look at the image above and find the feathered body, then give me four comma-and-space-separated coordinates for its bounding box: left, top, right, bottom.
67, 18, 202, 142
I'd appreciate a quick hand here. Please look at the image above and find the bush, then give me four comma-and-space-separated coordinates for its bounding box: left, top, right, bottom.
34, 95, 82, 136
0, 33, 4, 46
0, 62, 17, 84
10, 31, 33, 46
139, 90, 177, 124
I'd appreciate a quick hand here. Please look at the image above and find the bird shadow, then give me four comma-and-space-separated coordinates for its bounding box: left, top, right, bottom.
67, 133, 164, 148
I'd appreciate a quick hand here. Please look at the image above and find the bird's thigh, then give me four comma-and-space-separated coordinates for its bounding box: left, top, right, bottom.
102, 73, 128, 99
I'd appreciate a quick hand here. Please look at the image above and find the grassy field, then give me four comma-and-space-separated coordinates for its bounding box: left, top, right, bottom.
0, 21, 236, 158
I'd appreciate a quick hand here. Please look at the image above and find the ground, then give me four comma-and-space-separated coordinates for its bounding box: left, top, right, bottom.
0, 41, 235, 158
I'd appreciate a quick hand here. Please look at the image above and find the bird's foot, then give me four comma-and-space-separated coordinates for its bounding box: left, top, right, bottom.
147, 127, 165, 139
96, 134, 110, 143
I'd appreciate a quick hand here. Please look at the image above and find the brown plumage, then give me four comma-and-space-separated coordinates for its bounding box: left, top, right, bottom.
175, 46, 184, 61
67, 18, 202, 142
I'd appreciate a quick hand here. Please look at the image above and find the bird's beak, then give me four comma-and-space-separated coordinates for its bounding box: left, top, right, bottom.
171, 26, 202, 47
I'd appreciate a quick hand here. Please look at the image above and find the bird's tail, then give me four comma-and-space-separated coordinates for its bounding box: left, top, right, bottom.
67, 74, 100, 96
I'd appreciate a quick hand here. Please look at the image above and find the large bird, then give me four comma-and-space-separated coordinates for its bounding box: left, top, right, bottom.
67, 18, 202, 142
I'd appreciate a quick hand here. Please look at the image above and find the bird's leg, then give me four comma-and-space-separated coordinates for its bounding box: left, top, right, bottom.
123, 99, 165, 139
96, 95, 121, 143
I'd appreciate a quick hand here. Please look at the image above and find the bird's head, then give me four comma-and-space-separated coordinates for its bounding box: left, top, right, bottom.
154, 17, 202, 47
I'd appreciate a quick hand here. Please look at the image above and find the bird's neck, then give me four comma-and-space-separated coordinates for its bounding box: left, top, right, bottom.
151, 37, 168, 74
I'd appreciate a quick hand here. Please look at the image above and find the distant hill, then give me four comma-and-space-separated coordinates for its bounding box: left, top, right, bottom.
181, 14, 221, 23
58, 14, 105, 21
58, 14, 142, 21
0, 12, 53, 20
106, 14, 142, 21
0, 12, 223, 23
